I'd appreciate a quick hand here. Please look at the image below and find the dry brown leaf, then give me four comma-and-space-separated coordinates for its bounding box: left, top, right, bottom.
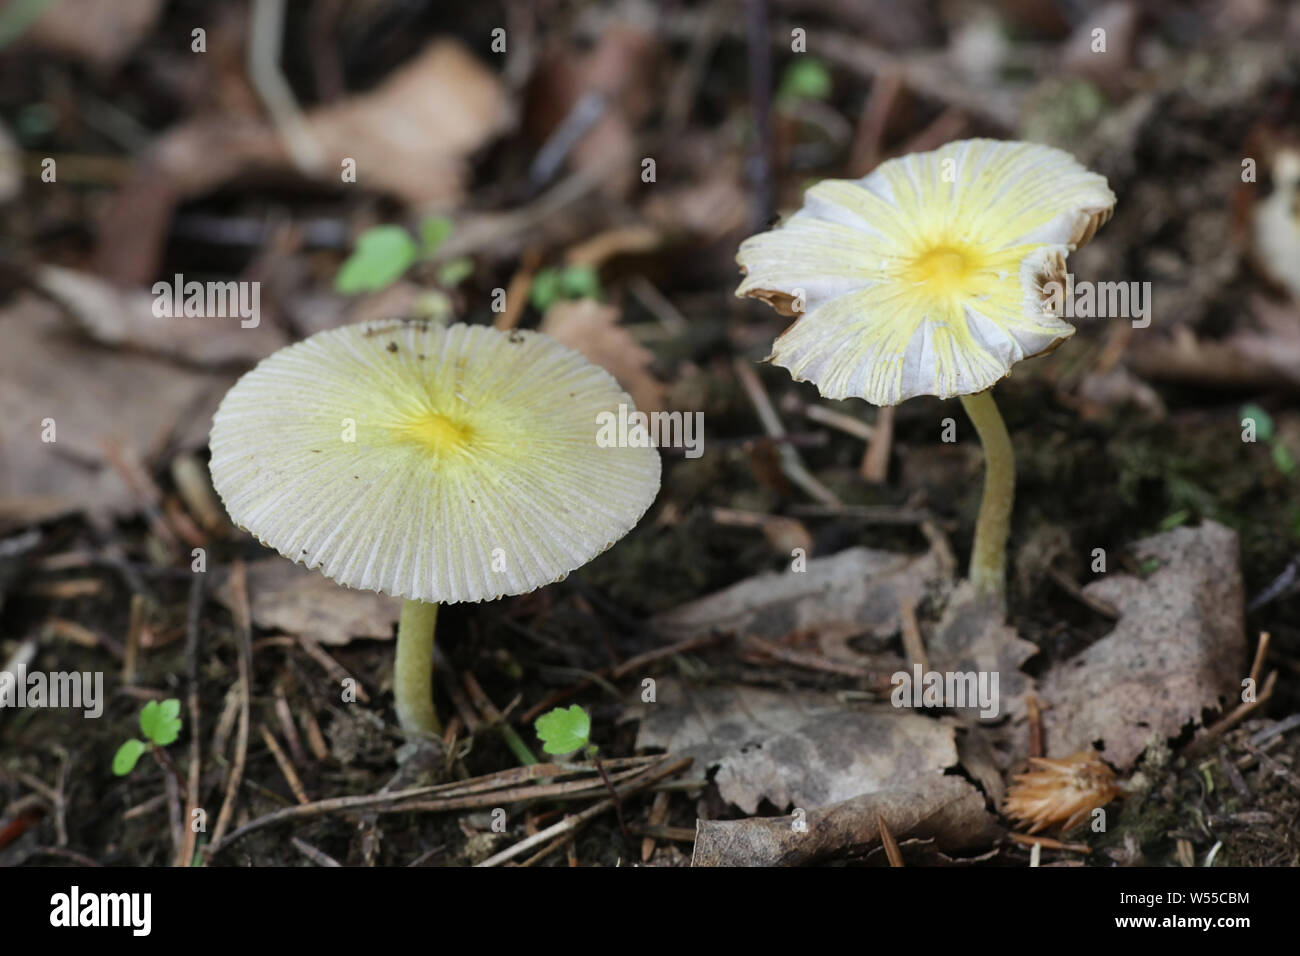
216, 558, 397, 646
634, 679, 958, 814
928, 581, 1039, 721
23, 0, 163, 71
1039, 521, 1246, 769
304, 39, 514, 206
0, 298, 234, 526
37, 265, 289, 365
540, 299, 666, 413
652, 545, 950, 666
1127, 297, 1300, 390
692, 776, 999, 866
96, 39, 512, 283
957, 724, 1007, 808
641, 170, 750, 242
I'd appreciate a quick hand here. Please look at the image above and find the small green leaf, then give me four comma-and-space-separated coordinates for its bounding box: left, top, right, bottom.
1137, 557, 1161, 577
1158, 509, 1189, 531
1241, 403, 1274, 442
140, 698, 182, 747
419, 216, 454, 255
777, 57, 832, 103
437, 256, 474, 288
530, 267, 561, 311
558, 264, 601, 300
1272, 441, 1296, 476
335, 225, 417, 294
534, 704, 591, 756
113, 739, 146, 776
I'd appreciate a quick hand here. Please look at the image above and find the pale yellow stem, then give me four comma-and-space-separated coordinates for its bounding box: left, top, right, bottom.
958, 389, 1014, 604
394, 599, 441, 735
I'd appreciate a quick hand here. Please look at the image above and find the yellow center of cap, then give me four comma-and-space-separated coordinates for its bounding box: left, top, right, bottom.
395, 410, 475, 458
905, 244, 975, 294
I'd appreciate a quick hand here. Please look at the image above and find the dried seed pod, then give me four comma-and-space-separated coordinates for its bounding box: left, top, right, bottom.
1003, 749, 1121, 834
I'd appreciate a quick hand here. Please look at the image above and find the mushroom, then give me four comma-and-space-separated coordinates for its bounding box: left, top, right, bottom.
209, 320, 661, 735
736, 138, 1115, 605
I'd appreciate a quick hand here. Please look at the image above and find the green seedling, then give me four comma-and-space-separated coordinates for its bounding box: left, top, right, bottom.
776, 56, 832, 105
335, 215, 463, 294
530, 264, 602, 311
1242, 404, 1296, 477
113, 698, 182, 777
535, 704, 629, 836
535, 704, 596, 757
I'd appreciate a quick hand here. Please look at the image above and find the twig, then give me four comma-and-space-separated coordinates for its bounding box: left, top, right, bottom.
406, 844, 447, 867
16, 771, 65, 846
177, 571, 204, 867
248, 0, 324, 174
877, 813, 904, 867
492, 248, 539, 331
299, 707, 330, 762
1026, 693, 1044, 759
292, 837, 342, 867
641, 790, 671, 862
171, 452, 227, 535
100, 439, 183, 555
520, 830, 576, 867
528, 90, 607, 188
151, 746, 190, 802
24, 847, 103, 867
122, 593, 145, 686
1248, 713, 1300, 748
1247, 559, 1298, 612
273, 684, 307, 767
732, 358, 841, 506
629, 823, 696, 844
1047, 565, 1119, 619
1249, 631, 1271, 689
207, 758, 663, 853
163, 766, 183, 861
462, 672, 538, 765
433, 646, 482, 732
261, 725, 311, 805
476, 757, 693, 867
208, 560, 252, 856
861, 405, 894, 482
741, 634, 895, 687
519, 631, 729, 724
1194, 670, 1277, 748
627, 275, 688, 335
1008, 832, 1091, 854
592, 754, 628, 841
801, 402, 875, 442
788, 503, 934, 525
296, 633, 368, 702
898, 595, 928, 674
848, 66, 902, 176
814, 32, 1016, 128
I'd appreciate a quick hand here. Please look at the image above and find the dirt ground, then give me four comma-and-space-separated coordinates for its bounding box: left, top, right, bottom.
1, 0, 1299, 868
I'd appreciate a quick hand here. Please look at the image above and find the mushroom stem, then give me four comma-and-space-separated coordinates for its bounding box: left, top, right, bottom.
395, 599, 442, 735
958, 388, 1014, 605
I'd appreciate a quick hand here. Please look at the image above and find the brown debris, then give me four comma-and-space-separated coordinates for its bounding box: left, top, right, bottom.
1003, 751, 1121, 834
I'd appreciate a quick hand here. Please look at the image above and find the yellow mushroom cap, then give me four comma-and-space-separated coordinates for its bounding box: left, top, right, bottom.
209, 321, 662, 604
737, 138, 1116, 405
